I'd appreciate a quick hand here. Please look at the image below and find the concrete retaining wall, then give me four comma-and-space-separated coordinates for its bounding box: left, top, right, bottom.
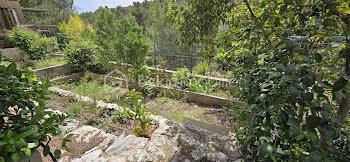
33, 63, 74, 78
0, 48, 26, 61
156, 86, 244, 107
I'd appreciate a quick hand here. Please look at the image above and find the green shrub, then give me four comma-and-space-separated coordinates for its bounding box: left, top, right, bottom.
187, 78, 217, 94
123, 90, 151, 137
0, 57, 71, 161
194, 60, 213, 76
9, 27, 58, 60
172, 68, 192, 89
63, 39, 97, 72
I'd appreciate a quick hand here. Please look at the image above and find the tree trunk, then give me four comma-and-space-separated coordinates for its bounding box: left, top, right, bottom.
339, 57, 350, 122
339, 92, 350, 122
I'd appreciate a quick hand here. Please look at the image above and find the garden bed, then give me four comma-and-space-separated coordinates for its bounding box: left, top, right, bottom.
55, 77, 239, 129
44, 87, 243, 162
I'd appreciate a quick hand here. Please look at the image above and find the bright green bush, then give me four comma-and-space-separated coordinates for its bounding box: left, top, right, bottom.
172, 68, 191, 89
0, 57, 71, 161
9, 27, 58, 60
63, 39, 97, 72
194, 60, 213, 76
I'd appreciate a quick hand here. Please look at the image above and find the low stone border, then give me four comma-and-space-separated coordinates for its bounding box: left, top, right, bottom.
33, 63, 74, 78
86, 72, 245, 108
50, 87, 244, 162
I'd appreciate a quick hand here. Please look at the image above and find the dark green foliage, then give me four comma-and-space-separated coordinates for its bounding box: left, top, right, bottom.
8, 27, 58, 60
63, 39, 97, 72
170, 0, 350, 161
0, 57, 69, 161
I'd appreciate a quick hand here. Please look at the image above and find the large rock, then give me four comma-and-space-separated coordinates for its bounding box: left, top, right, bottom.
105, 133, 149, 158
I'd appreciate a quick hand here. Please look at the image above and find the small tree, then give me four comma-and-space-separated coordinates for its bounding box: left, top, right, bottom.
94, 8, 117, 69
114, 15, 149, 81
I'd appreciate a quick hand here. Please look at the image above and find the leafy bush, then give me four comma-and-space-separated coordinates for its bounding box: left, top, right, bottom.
9, 27, 58, 60
0, 57, 70, 161
194, 60, 213, 76
187, 78, 217, 94
57, 21, 70, 50
172, 68, 191, 89
63, 39, 97, 71
170, 0, 350, 161
123, 90, 151, 137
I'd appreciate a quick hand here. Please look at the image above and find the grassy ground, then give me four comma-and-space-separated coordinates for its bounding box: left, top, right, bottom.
18, 56, 66, 70
47, 94, 137, 136
56, 77, 127, 103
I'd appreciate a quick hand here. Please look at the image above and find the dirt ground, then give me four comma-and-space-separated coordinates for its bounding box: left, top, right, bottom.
146, 97, 236, 129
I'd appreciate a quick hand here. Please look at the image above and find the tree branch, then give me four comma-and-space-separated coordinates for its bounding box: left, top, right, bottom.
243, 0, 256, 19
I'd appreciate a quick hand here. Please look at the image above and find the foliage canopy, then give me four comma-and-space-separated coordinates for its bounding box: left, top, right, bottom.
170, 0, 350, 161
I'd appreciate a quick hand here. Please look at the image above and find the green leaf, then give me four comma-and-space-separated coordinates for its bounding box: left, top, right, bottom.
306, 128, 319, 145
342, 8, 350, 14
287, 118, 300, 128
332, 77, 348, 92
288, 127, 299, 138
314, 53, 322, 63
65, 148, 77, 154
0, 156, 4, 162
14, 130, 35, 141
259, 143, 275, 155
54, 149, 61, 159
290, 84, 302, 96
7, 63, 17, 73
22, 148, 31, 156
27, 142, 38, 149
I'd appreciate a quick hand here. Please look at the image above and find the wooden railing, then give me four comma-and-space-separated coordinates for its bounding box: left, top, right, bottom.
24, 25, 57, 37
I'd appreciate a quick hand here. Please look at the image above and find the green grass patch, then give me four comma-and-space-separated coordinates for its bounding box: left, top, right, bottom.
18, 56, 66, 70
57, 77, 124, 103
